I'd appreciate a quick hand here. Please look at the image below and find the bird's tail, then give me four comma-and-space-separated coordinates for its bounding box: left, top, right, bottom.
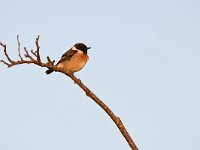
45, 68, 54, 74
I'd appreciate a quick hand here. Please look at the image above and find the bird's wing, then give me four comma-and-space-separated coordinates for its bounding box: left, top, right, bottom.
57, 49, 78, 64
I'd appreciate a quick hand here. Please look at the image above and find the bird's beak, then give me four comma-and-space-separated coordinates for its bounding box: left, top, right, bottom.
87, 47, 91, 49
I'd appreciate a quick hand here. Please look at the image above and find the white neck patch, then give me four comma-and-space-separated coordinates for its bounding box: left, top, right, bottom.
72, 46, 83, 53
72, 46, 78, 51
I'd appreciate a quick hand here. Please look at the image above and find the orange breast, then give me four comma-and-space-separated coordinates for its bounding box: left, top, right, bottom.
57, 51, 89, 74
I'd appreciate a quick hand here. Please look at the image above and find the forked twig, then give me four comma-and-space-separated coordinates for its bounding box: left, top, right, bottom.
0, 42, 14, 64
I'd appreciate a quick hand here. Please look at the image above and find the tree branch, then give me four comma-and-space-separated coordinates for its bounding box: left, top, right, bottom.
68, 74, 138, 150
0, 36, 138, 150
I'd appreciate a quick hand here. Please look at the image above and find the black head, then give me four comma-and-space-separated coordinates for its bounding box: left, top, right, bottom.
74, 43, 91, 54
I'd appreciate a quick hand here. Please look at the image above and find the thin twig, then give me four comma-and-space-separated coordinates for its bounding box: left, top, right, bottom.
17, 35, 23, 61
0, 59, 10, 66
24, 47, 36, 62
31, 50, 37, 57
46, 56, 55, 65
0, 42, 14, 63
35, 35, 41, 62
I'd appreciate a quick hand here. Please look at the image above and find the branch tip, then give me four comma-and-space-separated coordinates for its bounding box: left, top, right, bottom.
31, 50, 37, 57
0, 59, 10, 66
0, 42, 6, 47
17, 35, 23, 61
35, 35, 41, 62
46, 56, 55, 65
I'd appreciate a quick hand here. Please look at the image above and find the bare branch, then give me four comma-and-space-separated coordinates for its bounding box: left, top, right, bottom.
0, 36, 138, 150
0, 37, 56, 69
68, 74, 138, 150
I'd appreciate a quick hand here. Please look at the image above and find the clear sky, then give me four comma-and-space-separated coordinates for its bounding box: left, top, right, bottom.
0, 0, 199, 150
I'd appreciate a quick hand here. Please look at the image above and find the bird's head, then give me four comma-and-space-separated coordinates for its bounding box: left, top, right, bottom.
73, 43, 91, 54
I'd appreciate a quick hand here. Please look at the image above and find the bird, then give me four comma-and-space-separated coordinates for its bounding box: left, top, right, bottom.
45, 43, 91, 75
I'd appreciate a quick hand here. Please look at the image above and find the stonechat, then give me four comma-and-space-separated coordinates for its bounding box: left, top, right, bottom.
46, 43, 90, 74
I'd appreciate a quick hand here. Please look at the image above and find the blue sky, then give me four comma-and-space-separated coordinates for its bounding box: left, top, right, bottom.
0, 0, 200, 150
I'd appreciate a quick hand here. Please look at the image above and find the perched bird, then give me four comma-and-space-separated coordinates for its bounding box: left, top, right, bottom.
45, 43, 91, 74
